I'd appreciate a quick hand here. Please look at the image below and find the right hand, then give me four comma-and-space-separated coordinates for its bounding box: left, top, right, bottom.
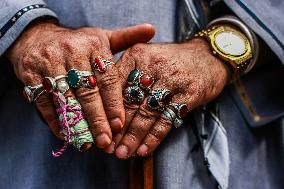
6, 19, 155, 149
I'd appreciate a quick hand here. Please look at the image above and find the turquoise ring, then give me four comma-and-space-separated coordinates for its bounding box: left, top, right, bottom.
147, 88, 173, 111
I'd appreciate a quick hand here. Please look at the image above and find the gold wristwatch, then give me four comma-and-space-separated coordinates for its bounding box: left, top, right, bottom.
195, 25, 253, 76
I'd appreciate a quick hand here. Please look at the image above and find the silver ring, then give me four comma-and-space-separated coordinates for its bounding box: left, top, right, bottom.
173, 118, 183, 128
23, 84, 43, 102
94, 56, 115, 73
169, 103, 188, 119
79, 71, 94, 77
124, 85, 145, 104
75, 70, 96, 88
80, 75, 97, 88
43, 75, 69, 93
162, 107, 177, 122
33, 89, 45, 102
147, 88, 173, 111
57, 80, 69, 94
54, 75, 67, 81
162, 107, 183, 128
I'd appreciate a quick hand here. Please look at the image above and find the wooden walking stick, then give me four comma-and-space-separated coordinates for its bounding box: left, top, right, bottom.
129, 155, 154, 189
143, 156, 154, 189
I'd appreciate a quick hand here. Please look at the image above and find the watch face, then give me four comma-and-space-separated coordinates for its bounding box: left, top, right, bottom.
215, 31, 247, 56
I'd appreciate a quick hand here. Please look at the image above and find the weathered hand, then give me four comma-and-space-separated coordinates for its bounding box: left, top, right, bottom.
109, 38, 230, 158
7, 19, 155, 149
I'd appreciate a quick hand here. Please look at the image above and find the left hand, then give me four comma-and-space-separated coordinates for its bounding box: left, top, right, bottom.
106, 38, 231, 158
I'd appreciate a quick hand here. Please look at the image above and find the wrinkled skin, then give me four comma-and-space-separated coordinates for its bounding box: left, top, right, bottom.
7, 20, 229, 157
107, 39, 230, 159
7, 20, 155, 149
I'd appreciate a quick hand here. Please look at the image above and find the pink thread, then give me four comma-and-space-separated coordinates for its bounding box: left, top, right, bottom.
52, 92, 84, 157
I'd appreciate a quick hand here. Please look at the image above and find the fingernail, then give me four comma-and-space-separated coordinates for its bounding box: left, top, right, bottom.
137, 144, 149, 156
110, 118, 123, 131
105, 141, 116, 154
96, 133, 111, 148
115, 145, 129, 159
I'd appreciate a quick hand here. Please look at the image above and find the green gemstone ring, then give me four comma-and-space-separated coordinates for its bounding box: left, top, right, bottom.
127, 69, 141, 85
67, 69, 81, 88
67, 69, 94, 88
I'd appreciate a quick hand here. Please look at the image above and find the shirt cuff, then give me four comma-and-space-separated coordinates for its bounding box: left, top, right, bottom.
0, 3, 57, 56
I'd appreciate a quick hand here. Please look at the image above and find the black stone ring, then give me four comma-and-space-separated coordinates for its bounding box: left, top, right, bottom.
147, 88, 173, 111
124, 85, 145, 104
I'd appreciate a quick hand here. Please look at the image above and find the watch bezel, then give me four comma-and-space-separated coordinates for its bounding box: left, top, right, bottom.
208, 25, 252, 67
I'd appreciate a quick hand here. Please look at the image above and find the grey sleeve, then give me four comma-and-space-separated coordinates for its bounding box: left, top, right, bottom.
223, 0, 284, 65
0, 0, 58, 56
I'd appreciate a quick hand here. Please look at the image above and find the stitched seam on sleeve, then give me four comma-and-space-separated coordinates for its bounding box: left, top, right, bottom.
0, 4, 48, 40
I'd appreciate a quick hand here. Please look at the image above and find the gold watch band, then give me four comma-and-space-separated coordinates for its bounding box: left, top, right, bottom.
194, 24, 253, 77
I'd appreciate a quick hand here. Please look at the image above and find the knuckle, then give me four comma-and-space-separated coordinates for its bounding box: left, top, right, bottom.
125, 129, 140, 144
129, 43, 147, 56
124, 101, 139, 110
59, 38, 77, 53
89, 116, 108, 134
150, 53, 167, 65
76, 87, 100, 104
20, 71, 38, 85
137, 104, 158, 119
189, 83, 197, 93
105, 97, 123, 110
20, 51, 37, 71
149, 126, 166, 141
159, 115, 174, 127
41, 42, 59, 60
148, 132, 160, 144
99, 69, 120, 88
90, 35, 102, 48
130, 122, 149, 136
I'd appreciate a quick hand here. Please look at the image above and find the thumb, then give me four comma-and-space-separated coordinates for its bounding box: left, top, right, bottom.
108, 23, 155, 54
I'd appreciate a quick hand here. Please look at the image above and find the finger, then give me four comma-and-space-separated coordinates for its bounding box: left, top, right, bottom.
115, 81, 173, 159
136, 114, 173, 156
93, 53, 125, 133
104, 105, 133, 154
21, 72, 63, 140
36, 93, 63, 140
115, 102, 160, 159
108, 23, 155, 54
75, 87, 112, 148
104, 53, 136, 153
96, 65, 125, 132
65, 57, 112, 149
137, 96, 191, 156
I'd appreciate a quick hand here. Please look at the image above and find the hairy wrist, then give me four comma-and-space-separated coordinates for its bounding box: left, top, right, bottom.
184, 37, 232, 85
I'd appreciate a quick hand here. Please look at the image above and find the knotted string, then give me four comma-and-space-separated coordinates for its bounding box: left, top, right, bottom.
52, 92, 84, 157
